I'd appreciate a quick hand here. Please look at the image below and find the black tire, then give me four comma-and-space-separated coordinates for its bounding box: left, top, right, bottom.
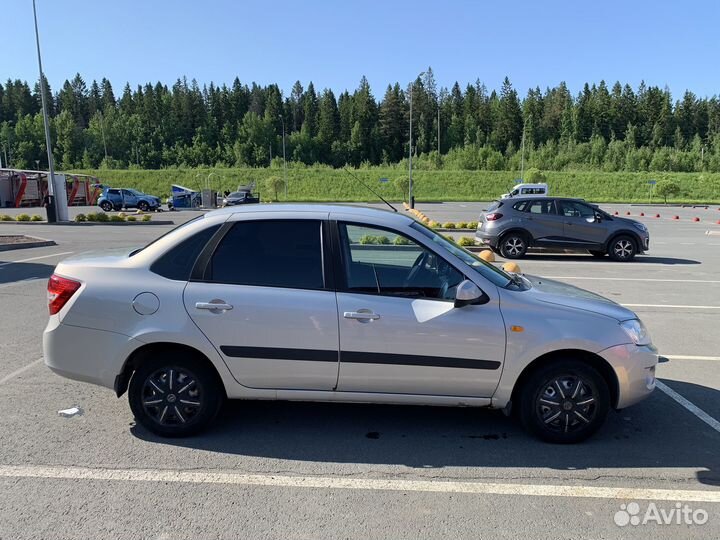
607, 235, 637, 262
137, 201, 150, 212
518, 360, 610, 444
589, 250, 606, 258
128, 352, 223, 437
100, 201, 113, 212
499, 232, 528, 259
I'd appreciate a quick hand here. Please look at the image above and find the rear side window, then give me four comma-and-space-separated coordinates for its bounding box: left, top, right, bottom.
208, 220, 324, 289
527, 200, 555, 214
150, 224, 220, 280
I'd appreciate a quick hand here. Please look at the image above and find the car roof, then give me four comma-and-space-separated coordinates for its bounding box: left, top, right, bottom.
206, 203, 412, 224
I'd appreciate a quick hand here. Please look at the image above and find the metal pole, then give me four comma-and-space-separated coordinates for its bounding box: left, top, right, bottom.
99, 110, 108, 160
280, 115, 287, 199
409, 84, 413, 207
33, 0, 58, 222
437, 106, 440, 156
408, 72, 425, 208
520, 118, 526, 181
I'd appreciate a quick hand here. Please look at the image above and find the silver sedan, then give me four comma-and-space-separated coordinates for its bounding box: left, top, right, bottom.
43, 204, 658, 443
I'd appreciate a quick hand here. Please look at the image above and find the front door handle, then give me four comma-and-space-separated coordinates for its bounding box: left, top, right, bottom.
196, 300, 234, 311
343, 310, 380, 321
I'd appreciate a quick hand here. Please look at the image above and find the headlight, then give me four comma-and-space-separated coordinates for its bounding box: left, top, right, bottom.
632, 222, 647, 232
620, 319, 652, 346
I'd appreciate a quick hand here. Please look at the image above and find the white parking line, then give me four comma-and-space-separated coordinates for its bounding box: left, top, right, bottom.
0, 251, 73, 267
0, 358, 44, 385
0, 465, 719, 502
545, 276, 720, 284
664, 355, 720, 361
656, 381, 720, 434
622, 304, 720, 310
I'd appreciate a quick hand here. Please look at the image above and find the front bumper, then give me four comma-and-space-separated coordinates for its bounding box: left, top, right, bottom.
598, 343, 658, 408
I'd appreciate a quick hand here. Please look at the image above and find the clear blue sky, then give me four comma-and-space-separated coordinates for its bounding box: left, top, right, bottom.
4, 0, 719, 100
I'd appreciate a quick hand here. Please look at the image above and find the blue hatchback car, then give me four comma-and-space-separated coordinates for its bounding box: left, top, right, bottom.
98, 188, 161, 212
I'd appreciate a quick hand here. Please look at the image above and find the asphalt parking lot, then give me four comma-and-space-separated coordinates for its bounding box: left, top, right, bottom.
1, 201, 719, 539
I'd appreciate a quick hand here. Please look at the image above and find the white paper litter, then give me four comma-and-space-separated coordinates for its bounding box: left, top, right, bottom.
57, 406, 83, 418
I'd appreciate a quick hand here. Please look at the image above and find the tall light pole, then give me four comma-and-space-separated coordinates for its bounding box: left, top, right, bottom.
33, 0, 58, 222
408, 71, 425, 209
279, 114, 287, 199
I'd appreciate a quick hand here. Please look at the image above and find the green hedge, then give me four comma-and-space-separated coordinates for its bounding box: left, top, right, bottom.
69, 168, 720, 203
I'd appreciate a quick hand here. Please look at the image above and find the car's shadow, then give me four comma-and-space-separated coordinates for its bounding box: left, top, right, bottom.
132, 378, 720, 486
520, 254, 701, 265
0, 261, 54, 284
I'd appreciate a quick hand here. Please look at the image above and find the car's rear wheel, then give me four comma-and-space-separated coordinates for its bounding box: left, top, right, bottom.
137, 201, 150, 212
499, 233, 528, 259
100, 201, 113, 212
608, 235, 637, 262
589, 250, 606, 258
128, 353, 223, 437
518, 360, 610, 444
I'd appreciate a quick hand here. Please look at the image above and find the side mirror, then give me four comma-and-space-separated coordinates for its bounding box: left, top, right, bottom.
585, 216, 596, 224
454, 279, 488, 308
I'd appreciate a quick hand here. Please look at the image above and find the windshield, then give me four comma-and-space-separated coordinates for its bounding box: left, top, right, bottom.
126, 189, 144, 196
410, 221, 512, 288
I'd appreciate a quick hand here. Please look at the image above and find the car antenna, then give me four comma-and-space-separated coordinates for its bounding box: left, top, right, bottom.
342, 167, 397, 212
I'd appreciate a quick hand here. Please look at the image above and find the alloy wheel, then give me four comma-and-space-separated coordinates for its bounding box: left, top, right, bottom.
503, 237, 525, 257
613, 239, 634, 259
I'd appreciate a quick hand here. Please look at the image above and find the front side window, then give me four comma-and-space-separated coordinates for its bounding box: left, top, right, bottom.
338, 223, 463, 300
208, 220, 324, 289
559, 200, 595, 218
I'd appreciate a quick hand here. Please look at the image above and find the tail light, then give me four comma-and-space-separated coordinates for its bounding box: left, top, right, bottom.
485, 213, 503, 221
47, 274, 81, 315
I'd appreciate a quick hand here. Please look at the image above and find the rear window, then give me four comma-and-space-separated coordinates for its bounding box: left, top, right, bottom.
150, 224, 220, 280
207, 220, 324, 290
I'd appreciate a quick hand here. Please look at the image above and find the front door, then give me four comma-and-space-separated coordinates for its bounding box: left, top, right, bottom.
333, 222, 506, 397
183, 217, 340, 390
121, 189, 138, 208
557, 200, 607, 247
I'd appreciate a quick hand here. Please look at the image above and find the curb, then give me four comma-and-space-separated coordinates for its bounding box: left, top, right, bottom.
0, 236, 57, 251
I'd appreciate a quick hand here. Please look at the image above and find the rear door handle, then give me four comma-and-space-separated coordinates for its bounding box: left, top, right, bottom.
196, 301, 233, 311
344, 311, 380, 321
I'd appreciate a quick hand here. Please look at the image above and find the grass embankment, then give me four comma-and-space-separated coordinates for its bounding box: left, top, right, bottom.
70, 168, 720, 204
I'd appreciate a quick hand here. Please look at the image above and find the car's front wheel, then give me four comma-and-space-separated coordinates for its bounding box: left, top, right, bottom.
518, 360, 610, 443
128, 353, 223, 437
499, 233, 528, 259
137, 201, 150, 212
608, 235, 637, 262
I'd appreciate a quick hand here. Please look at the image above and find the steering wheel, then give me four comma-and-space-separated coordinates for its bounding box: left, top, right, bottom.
404, 251, 429, 288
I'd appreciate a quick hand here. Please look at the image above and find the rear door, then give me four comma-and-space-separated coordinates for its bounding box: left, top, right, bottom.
333, 220, 506, 397
183, 215, 340, 390
518, 199, 565, 244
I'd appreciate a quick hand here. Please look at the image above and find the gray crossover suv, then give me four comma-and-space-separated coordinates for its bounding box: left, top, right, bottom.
475, 198, 650, 261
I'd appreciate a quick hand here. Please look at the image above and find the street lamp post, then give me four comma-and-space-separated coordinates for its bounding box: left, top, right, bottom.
279, 115, 287, 199
408, 71, 425, 209
33, 0, 58, 222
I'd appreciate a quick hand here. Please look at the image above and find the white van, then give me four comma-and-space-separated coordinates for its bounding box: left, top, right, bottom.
501, 183, 548, 199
